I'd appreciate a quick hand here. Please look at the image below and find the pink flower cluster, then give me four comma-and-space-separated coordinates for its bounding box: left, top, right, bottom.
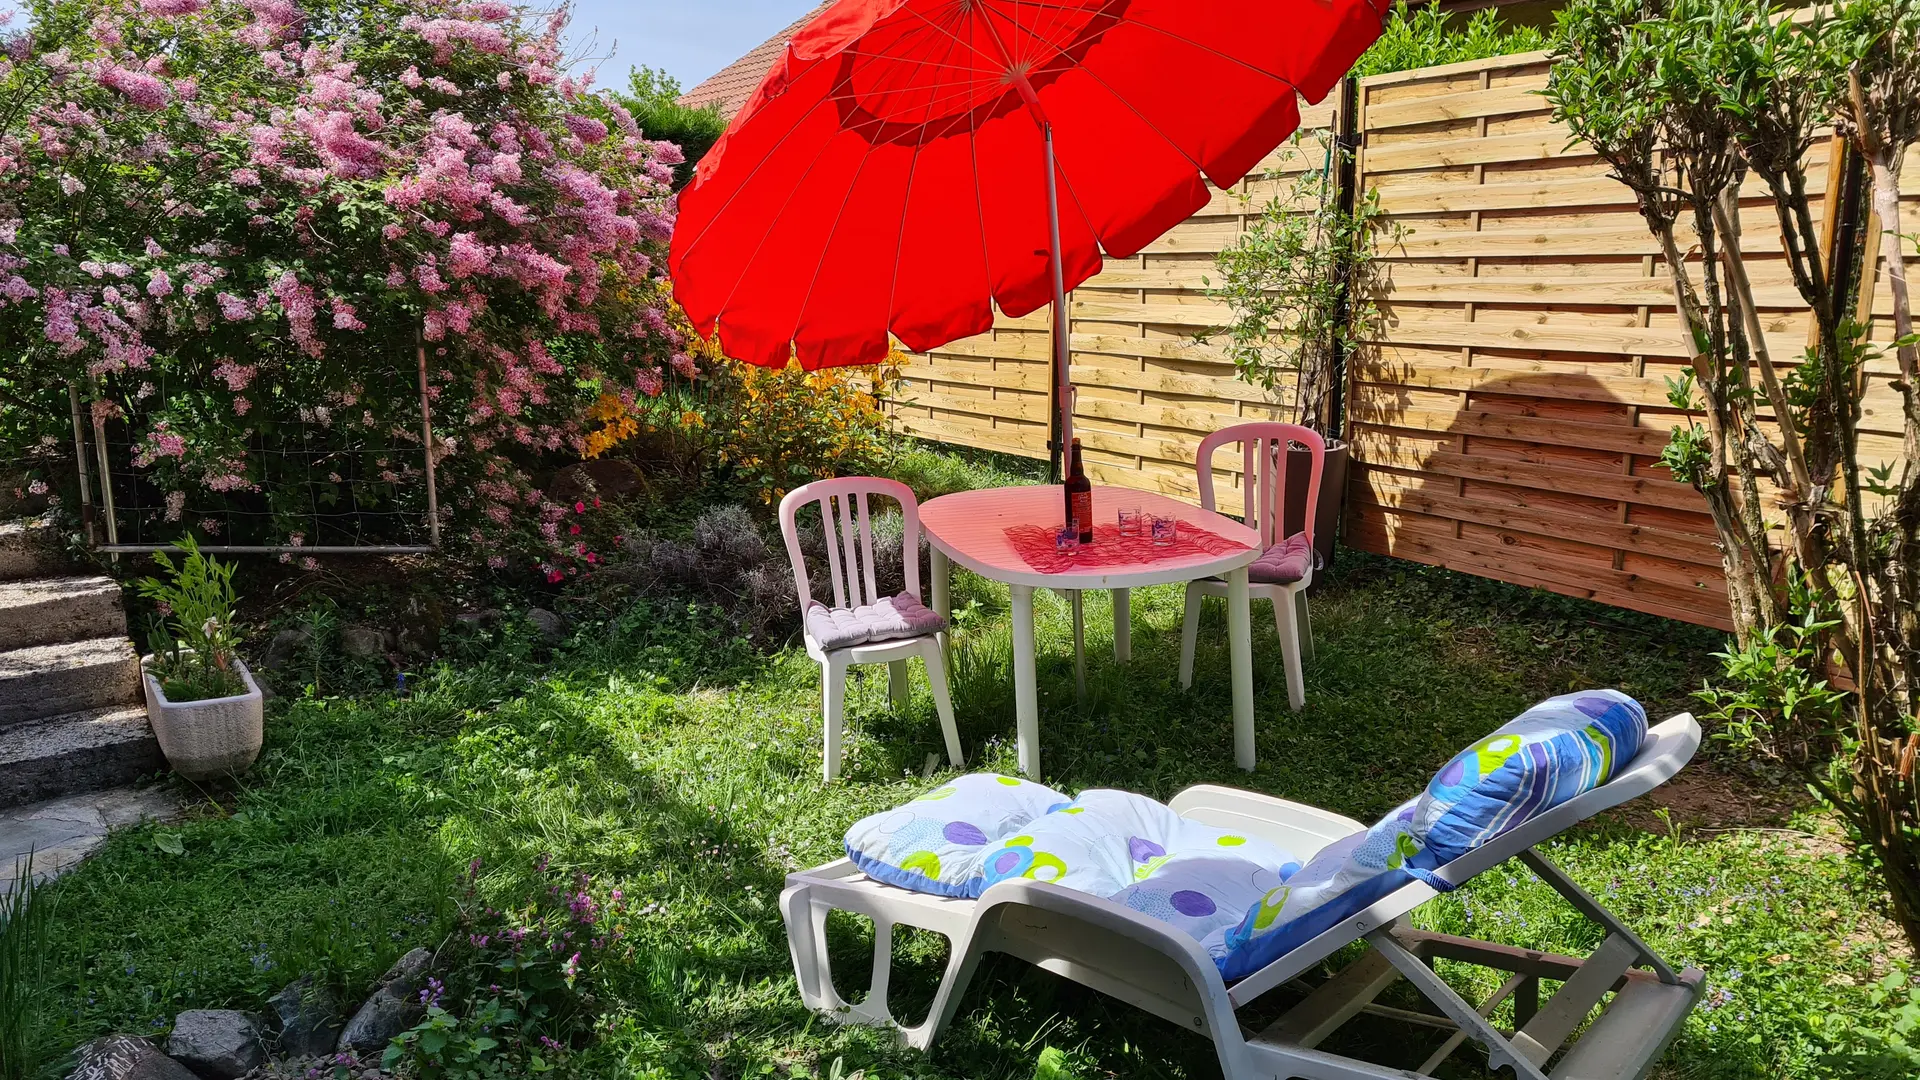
1, 0, 685, 557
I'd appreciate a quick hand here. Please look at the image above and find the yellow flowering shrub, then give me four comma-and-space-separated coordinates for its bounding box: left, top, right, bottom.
577, 324, 902, 505
716, 354, 902, 504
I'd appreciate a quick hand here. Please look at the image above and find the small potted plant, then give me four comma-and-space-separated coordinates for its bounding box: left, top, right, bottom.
136, 538, 262, 780
1210, 130, 1398, 575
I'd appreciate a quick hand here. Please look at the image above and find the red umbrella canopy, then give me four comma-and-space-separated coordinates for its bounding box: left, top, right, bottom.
669, 0, 1387, 369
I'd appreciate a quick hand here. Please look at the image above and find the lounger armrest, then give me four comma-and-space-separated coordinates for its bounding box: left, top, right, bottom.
972, 878, 1245, 1044
1167, 784, 1367, 858
976, 879, 1219, 959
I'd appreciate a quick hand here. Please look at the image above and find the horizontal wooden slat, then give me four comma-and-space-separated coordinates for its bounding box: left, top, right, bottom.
1380, 276, 1821, 311
1364, 129, 1594, 174
1347, 515, 1736, 631
1071, 300, 1232, 328
895, 414, 1048, 455
1379, 220, 1798, 259
901, 389, 1052, 424
1069, 362, 1279, 405
1364, 83, 1551, 130
1350, 432, 1708, 513
898, 363, 1050, 392
1071, 333, 1236, 366
1349, 402, 1677, 456
1354, 469, 1724, 566
1352, 361, 1676, 409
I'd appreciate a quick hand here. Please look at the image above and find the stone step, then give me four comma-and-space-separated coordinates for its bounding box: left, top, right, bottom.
0, 785, 182, 892
0, 519, 73, 581
0, 637, 141, 728
0, 706, 161, 810
0, 575, 127, 651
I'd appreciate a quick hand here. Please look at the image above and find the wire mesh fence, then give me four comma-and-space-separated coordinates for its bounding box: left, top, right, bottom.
1, 357, 441, 557
88, 356, 439, 555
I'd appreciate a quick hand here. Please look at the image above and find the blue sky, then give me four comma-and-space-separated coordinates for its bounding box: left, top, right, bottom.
562, 0, 812, 94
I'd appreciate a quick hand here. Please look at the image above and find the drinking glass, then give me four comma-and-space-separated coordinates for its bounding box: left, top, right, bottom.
1055, 525, 1081, 553
1150, 515, 1177, 547
1117, 506, 1143, 537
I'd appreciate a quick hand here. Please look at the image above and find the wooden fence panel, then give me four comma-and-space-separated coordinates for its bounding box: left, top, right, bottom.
883, 48, 1918, 632
1345, 51, 1914, 631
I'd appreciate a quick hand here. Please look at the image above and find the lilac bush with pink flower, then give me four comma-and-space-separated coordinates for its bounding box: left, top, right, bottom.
0, 0, 688, 554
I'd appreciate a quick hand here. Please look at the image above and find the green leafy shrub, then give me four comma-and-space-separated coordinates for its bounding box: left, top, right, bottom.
1210, 133, 1395, 433
1353, 2, 1551, 78
136, 537, 247, 702
383, 857, 632, 1078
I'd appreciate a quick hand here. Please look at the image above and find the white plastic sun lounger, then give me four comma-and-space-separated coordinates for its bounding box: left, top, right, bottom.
781, 713, 1704, 1080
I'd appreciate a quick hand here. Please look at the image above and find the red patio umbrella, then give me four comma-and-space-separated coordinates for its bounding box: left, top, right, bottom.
668, 0, 1386, 474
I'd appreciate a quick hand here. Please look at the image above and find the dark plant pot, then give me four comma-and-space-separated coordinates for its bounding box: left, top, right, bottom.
1281, 438, 1349, 592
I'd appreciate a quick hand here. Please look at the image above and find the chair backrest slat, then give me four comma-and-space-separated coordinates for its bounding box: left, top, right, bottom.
1196, 422, 1327, 551
821, 495, 849, 609
779, 477, 925, 619
857, 492, 879, 606
837, 493, 863, 607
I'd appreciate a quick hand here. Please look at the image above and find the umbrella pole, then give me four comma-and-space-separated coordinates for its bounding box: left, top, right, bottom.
1045, 122, 1071, 484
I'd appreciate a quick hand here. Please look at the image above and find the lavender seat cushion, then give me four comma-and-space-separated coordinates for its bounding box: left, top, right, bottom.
805, 592, 947, 650
1248, 532, 1312, 584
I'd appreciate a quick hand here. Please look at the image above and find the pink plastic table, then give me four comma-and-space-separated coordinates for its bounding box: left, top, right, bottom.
920, 484, 1262, 777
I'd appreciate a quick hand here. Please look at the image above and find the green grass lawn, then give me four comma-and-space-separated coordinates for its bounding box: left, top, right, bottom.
18, 451, 1917, 1080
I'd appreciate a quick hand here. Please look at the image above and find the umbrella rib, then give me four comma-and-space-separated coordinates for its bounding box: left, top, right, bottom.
705, 116, 889, 335
962, 30, 1000, 324
674, 73, 975, 274
832, 49, 991, 75
1043, 48, 1213, 175
892, 5, 1006, 70
813, 78, 998, 108
884, 33, 980, 347
1063, 12, 1307, 89
708, 35, 984, 356
787, 136, 890, 362
673, 88, 851, 267
789, 32, 978, 357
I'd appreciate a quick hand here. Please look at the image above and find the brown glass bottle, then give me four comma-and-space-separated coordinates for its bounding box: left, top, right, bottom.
1065, 438, 1093, 543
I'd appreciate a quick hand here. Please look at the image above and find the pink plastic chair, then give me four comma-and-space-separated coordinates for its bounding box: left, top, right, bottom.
1179, 423, 1325, 711
779, 477, 963, 781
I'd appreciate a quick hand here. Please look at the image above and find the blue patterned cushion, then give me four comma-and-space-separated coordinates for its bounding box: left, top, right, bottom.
1207, 690, 1648, 980
843, 773, 1069, 897
1412, 688, 1645, 865
976, 789, 1301, 894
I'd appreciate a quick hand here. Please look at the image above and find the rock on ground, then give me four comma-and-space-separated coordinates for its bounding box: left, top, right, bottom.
338, 625, 389, 660
258, 628, 307, 672
526, 608, 566, 644
548, 459, 645, 504
165, 1010, 265, 1080
336, 948, 431, 1056
266, 976, 341, 1058
68, 1035, 201, 1080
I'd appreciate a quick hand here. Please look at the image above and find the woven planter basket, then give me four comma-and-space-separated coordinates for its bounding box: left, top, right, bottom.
141, 654, 264, 781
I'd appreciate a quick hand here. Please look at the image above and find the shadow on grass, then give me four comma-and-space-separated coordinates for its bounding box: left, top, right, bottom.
25, 558, 1902, 1080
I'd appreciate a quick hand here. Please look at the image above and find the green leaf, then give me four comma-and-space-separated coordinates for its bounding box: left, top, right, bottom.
154, 832, 185, 856
1033, 1046, 1075, 1080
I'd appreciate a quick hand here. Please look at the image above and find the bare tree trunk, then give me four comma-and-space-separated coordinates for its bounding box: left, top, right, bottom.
1653, 226, 1784, 643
